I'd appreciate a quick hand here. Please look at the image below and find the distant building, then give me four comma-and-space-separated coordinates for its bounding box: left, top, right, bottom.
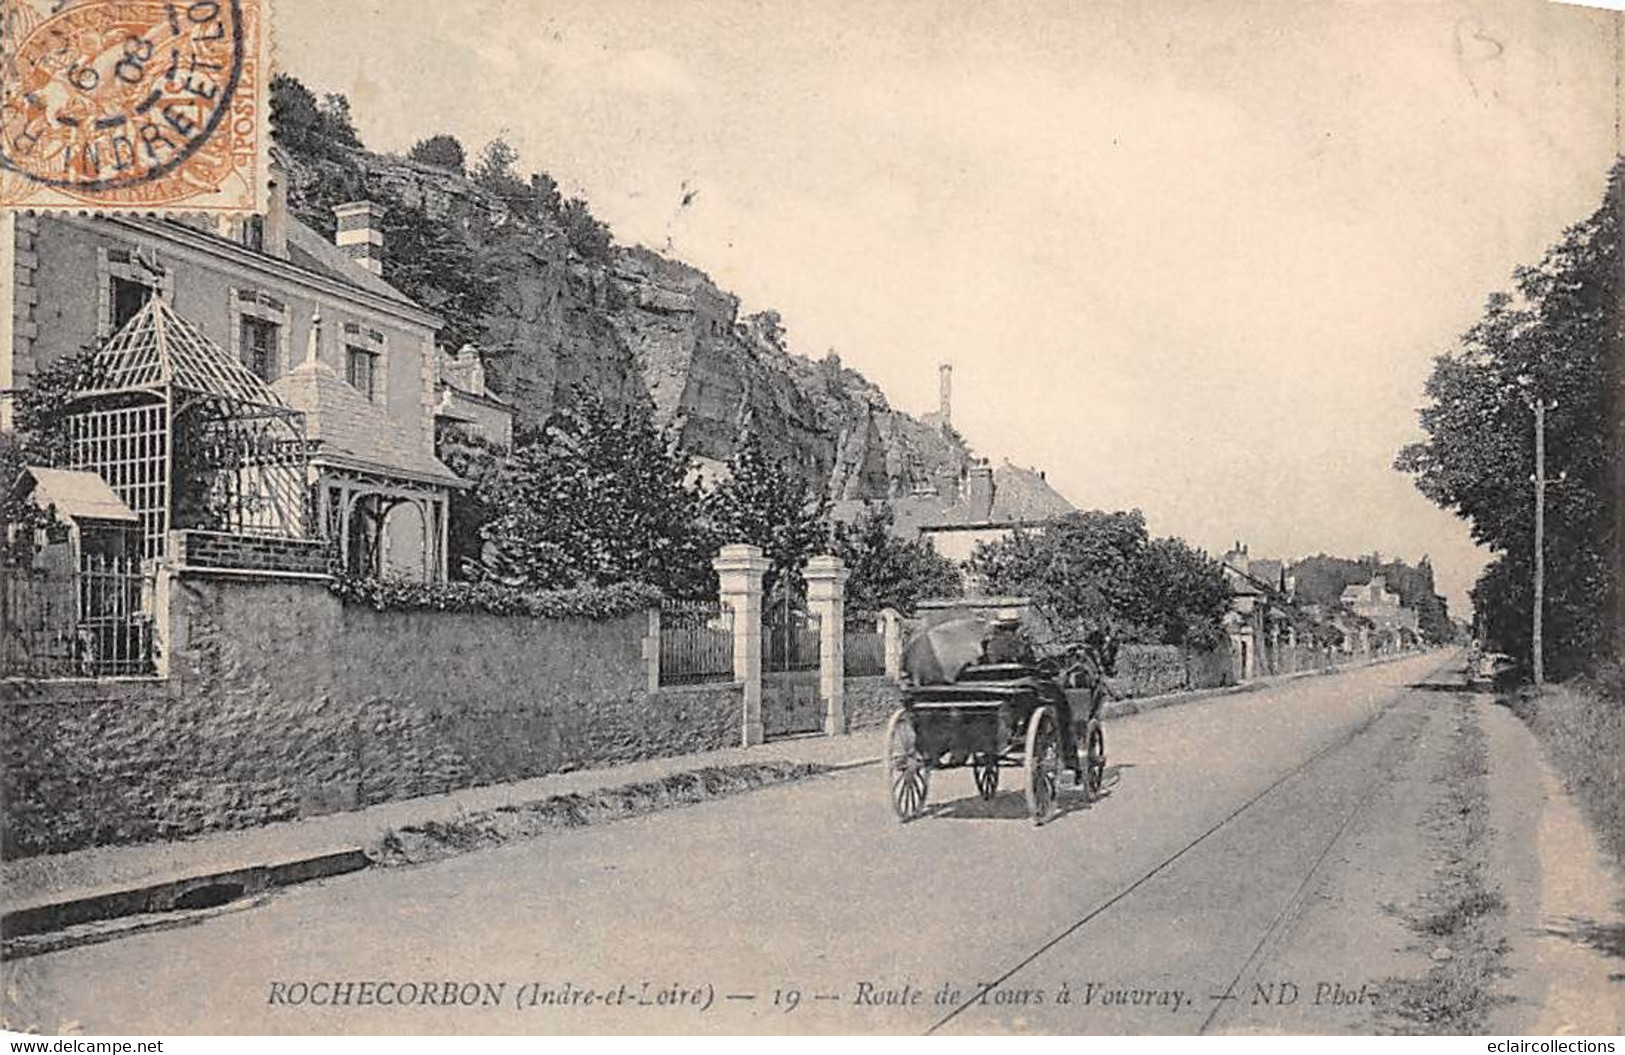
835, 458, 1076, 568
1341, 575, 1420, 635
1221, 542, 1280, 680
916, 461, 1075, 564
436, 344, 515, 449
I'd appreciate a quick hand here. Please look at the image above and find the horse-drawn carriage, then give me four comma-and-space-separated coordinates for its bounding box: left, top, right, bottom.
885, 605, 1108, 825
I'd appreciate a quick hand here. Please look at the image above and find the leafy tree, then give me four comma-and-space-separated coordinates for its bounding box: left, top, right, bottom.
474, 392, 713, 596
318, 94, 363, 149
271, 74, 368, 238
0, 433, 53, 567
529, 172, 563, 218
269, 76, 363, 160
561, 196, 613, 263
10, 340, 104, 467
472, 136, 521, 186
705, 426, 830, 596
379, 196, 496, 351
830, 503, 961, 615
1396, 158, 1621, 676
968, 510, 1231, 648
742, 310, 787, 351
1136, 536, 1234, 649
408, 134, 467, 173
1, 343, 106, 564
434, 422, 508, 580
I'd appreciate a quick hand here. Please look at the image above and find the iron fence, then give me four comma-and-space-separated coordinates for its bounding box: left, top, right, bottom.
765, 604, 820, 673
844, 611, 884, 677
1, 556, 156, 679
659, 599, 734, 685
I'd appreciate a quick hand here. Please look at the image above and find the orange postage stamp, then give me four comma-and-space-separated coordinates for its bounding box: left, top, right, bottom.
0, 0, 268, 213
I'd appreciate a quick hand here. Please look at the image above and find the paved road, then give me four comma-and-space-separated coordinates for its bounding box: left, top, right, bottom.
3, 652, 1459, 1036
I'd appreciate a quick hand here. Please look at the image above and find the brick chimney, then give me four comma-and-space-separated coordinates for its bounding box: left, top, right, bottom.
334, 201, 387, 276
938, 362, 952, 426
966, 461, 994, 521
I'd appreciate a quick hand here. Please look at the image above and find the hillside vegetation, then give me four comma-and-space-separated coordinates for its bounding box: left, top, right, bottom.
270, 75, 970, 501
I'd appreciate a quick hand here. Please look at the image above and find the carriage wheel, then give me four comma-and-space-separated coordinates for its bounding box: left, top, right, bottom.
1024, 706, 1061, 826
1085, 722, 1106, 797
972, 753, 1000, 801
886, 709, 929, 821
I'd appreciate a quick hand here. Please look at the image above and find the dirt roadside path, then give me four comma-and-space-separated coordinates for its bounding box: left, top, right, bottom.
1484, 698, 1624, 1035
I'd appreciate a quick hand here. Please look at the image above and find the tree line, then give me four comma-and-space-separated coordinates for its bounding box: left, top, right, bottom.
438, 394, 1237, 647
1397, 159, 1622, 680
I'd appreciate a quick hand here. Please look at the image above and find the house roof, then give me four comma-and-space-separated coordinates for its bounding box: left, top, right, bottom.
272, 349, 462, 489
840, 460, 1076, 539
1249, 558, 1285, 590
1222, 563, 1270, 597
15, 467, 138, 523
283, 221, 417, 307
77, 297, 298, 409
988, 462, 1075, 522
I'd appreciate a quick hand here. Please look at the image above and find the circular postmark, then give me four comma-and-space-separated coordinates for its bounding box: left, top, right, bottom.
0, 0, 246, 206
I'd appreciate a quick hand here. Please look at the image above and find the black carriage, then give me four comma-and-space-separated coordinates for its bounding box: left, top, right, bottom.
886, 650, 1108, 826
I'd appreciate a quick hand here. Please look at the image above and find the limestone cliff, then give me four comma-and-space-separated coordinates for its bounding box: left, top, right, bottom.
316, 152, 973, 499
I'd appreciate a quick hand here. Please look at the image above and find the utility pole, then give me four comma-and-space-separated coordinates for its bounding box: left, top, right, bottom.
1532, 398, 1546, 688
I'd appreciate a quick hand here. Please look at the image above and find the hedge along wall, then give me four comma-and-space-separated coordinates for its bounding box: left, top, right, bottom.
1109, 644, 1188, 698
0, 571, 740, 859
1107, 643, 1238, 698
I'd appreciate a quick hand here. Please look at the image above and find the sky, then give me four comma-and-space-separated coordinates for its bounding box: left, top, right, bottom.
277, 0, 1622, 615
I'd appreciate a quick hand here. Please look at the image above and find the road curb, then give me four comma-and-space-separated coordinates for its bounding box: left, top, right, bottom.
2, 653, 1431, 950
1101, 653, 1422, 720
1, 846, 368, 943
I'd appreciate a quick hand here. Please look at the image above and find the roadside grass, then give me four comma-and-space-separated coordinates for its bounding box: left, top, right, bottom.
1381, 697, 1509, 1034
371, 760, 833, 866
1507, 664, 1625, 872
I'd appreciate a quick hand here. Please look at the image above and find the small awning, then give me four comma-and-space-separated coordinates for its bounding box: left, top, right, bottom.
13, 466, 139, 523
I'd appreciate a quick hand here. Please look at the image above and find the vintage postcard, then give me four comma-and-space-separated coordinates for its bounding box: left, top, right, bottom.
0, 0, 1621, 1043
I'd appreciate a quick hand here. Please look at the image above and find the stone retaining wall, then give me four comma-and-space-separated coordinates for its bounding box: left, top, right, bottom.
0, 571, 739, 858
848, 675, 901, 729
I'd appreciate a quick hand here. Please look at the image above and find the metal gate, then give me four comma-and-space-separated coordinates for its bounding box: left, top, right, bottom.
762, 581, 822, 738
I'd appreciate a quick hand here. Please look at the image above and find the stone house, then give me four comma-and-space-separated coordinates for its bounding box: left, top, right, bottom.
1221, 542, 1308, 679
1340, 574, 1419, 641
839, 459, 1076, 568
435, 345, 515, 450
0, 157, 461, 582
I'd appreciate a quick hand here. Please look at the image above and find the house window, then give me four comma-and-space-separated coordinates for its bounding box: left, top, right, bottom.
240, 316, 279, 382
110, 277, 154, 333
346, 346, 377, 400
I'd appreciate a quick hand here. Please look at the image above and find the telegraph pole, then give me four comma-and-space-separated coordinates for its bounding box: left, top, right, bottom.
1532, 398, 1546, 688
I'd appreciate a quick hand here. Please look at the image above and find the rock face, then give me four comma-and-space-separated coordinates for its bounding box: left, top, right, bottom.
347, 153, 972, 499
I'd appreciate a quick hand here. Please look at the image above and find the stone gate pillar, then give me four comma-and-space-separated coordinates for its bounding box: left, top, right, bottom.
879, 608, 903, 681
805, 554, 850, 736
714, 544, 770, 747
